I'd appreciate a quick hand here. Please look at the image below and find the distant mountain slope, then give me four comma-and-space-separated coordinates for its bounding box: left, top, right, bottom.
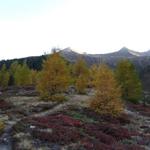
1, 46, 150, 71
142, 50, 150, 56
1, 47, 150, 70
59, 47, 150, 69
59, 47, 150, 91
0, 47, 150, 91
60, 47, 81, 62
88, 47, 141, 58
108, 47, 141, 57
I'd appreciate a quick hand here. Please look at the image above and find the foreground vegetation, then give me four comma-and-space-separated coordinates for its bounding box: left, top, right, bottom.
0, 88, 149, 149
0, 51, 149, 149
0, 51, 144, 114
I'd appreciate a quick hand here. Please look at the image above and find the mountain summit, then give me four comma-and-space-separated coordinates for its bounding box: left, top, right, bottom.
117, 47, 141, 57
58, 47, 150, 69
59, 47, 150, 59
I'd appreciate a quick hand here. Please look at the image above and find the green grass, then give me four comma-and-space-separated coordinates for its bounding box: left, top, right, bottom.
68, 111, 97, 123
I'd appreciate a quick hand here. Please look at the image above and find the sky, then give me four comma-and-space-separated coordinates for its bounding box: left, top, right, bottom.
0, 0, 150, 60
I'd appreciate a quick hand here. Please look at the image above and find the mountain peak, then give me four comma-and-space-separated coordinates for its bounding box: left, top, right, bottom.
61, 47, 73, 52
119, 47, 130, 52
118, 47, 141, 57
142, 49, 150, 56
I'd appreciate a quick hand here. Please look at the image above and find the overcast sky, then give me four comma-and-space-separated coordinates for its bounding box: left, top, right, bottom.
0, 0, 150, 60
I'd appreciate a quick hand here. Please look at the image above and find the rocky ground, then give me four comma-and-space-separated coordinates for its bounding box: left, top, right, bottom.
0, 87, 149, 150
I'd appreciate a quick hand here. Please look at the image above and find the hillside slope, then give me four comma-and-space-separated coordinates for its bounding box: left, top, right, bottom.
0, 47, 150, 91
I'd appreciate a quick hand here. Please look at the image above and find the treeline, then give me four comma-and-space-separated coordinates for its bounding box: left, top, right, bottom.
0, 61, 38, 88
0, 55, 47, 71
0, 53, 149, 91
36, 52, 142, 116
0, 52, 143, 116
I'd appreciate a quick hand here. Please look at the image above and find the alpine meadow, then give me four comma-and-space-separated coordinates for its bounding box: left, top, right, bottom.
0, 0, 150, 149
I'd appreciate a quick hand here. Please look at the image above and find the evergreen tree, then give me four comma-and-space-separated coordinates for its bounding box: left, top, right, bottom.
0, 64, 10, 88
36, 52, 70, 101
73, 58, 89, 93
90, 64, 123, 116
116, 60, 142, 103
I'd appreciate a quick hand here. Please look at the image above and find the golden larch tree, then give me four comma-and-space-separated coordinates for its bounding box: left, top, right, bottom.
0, 64, 10, 88
73, 57, 89, 94
89, 64, 98, 88
14, 62, 32, 86
30, 70, 38, 85
90, 64, 123, 116
9, 61, 19, 85
115, 60, 142, 103
36, 52, 70, 101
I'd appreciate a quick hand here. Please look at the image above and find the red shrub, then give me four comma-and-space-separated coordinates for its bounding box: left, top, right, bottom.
117, 113, 131, 125
29, 114, 83, 144
124, 145, 145, 150
127, 103, 150, 117
81, 138, 144, 150
84, 123, 131, 141
32, 125, 82, 144
0, 100, 11, 110
110, 143, 144, 150
87, 130, 115, 145
81, 137, 111, 150
98, 124, 131, 140
77, 108, 131, 125
32, 114, 82, 127
26, 113, 136, 148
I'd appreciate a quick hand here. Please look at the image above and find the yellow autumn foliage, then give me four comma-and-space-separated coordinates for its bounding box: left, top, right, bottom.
90, 64, 123, 116
36, 52, 70, 101
89, 64, 98, 87
0, 64, 10, 88
75, 74, 88, 94
74, 58, 89, 94
0, 121, 5, 134
31, 70, 38, 85
14, 62, 32, 86
115, 60, 142, 103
